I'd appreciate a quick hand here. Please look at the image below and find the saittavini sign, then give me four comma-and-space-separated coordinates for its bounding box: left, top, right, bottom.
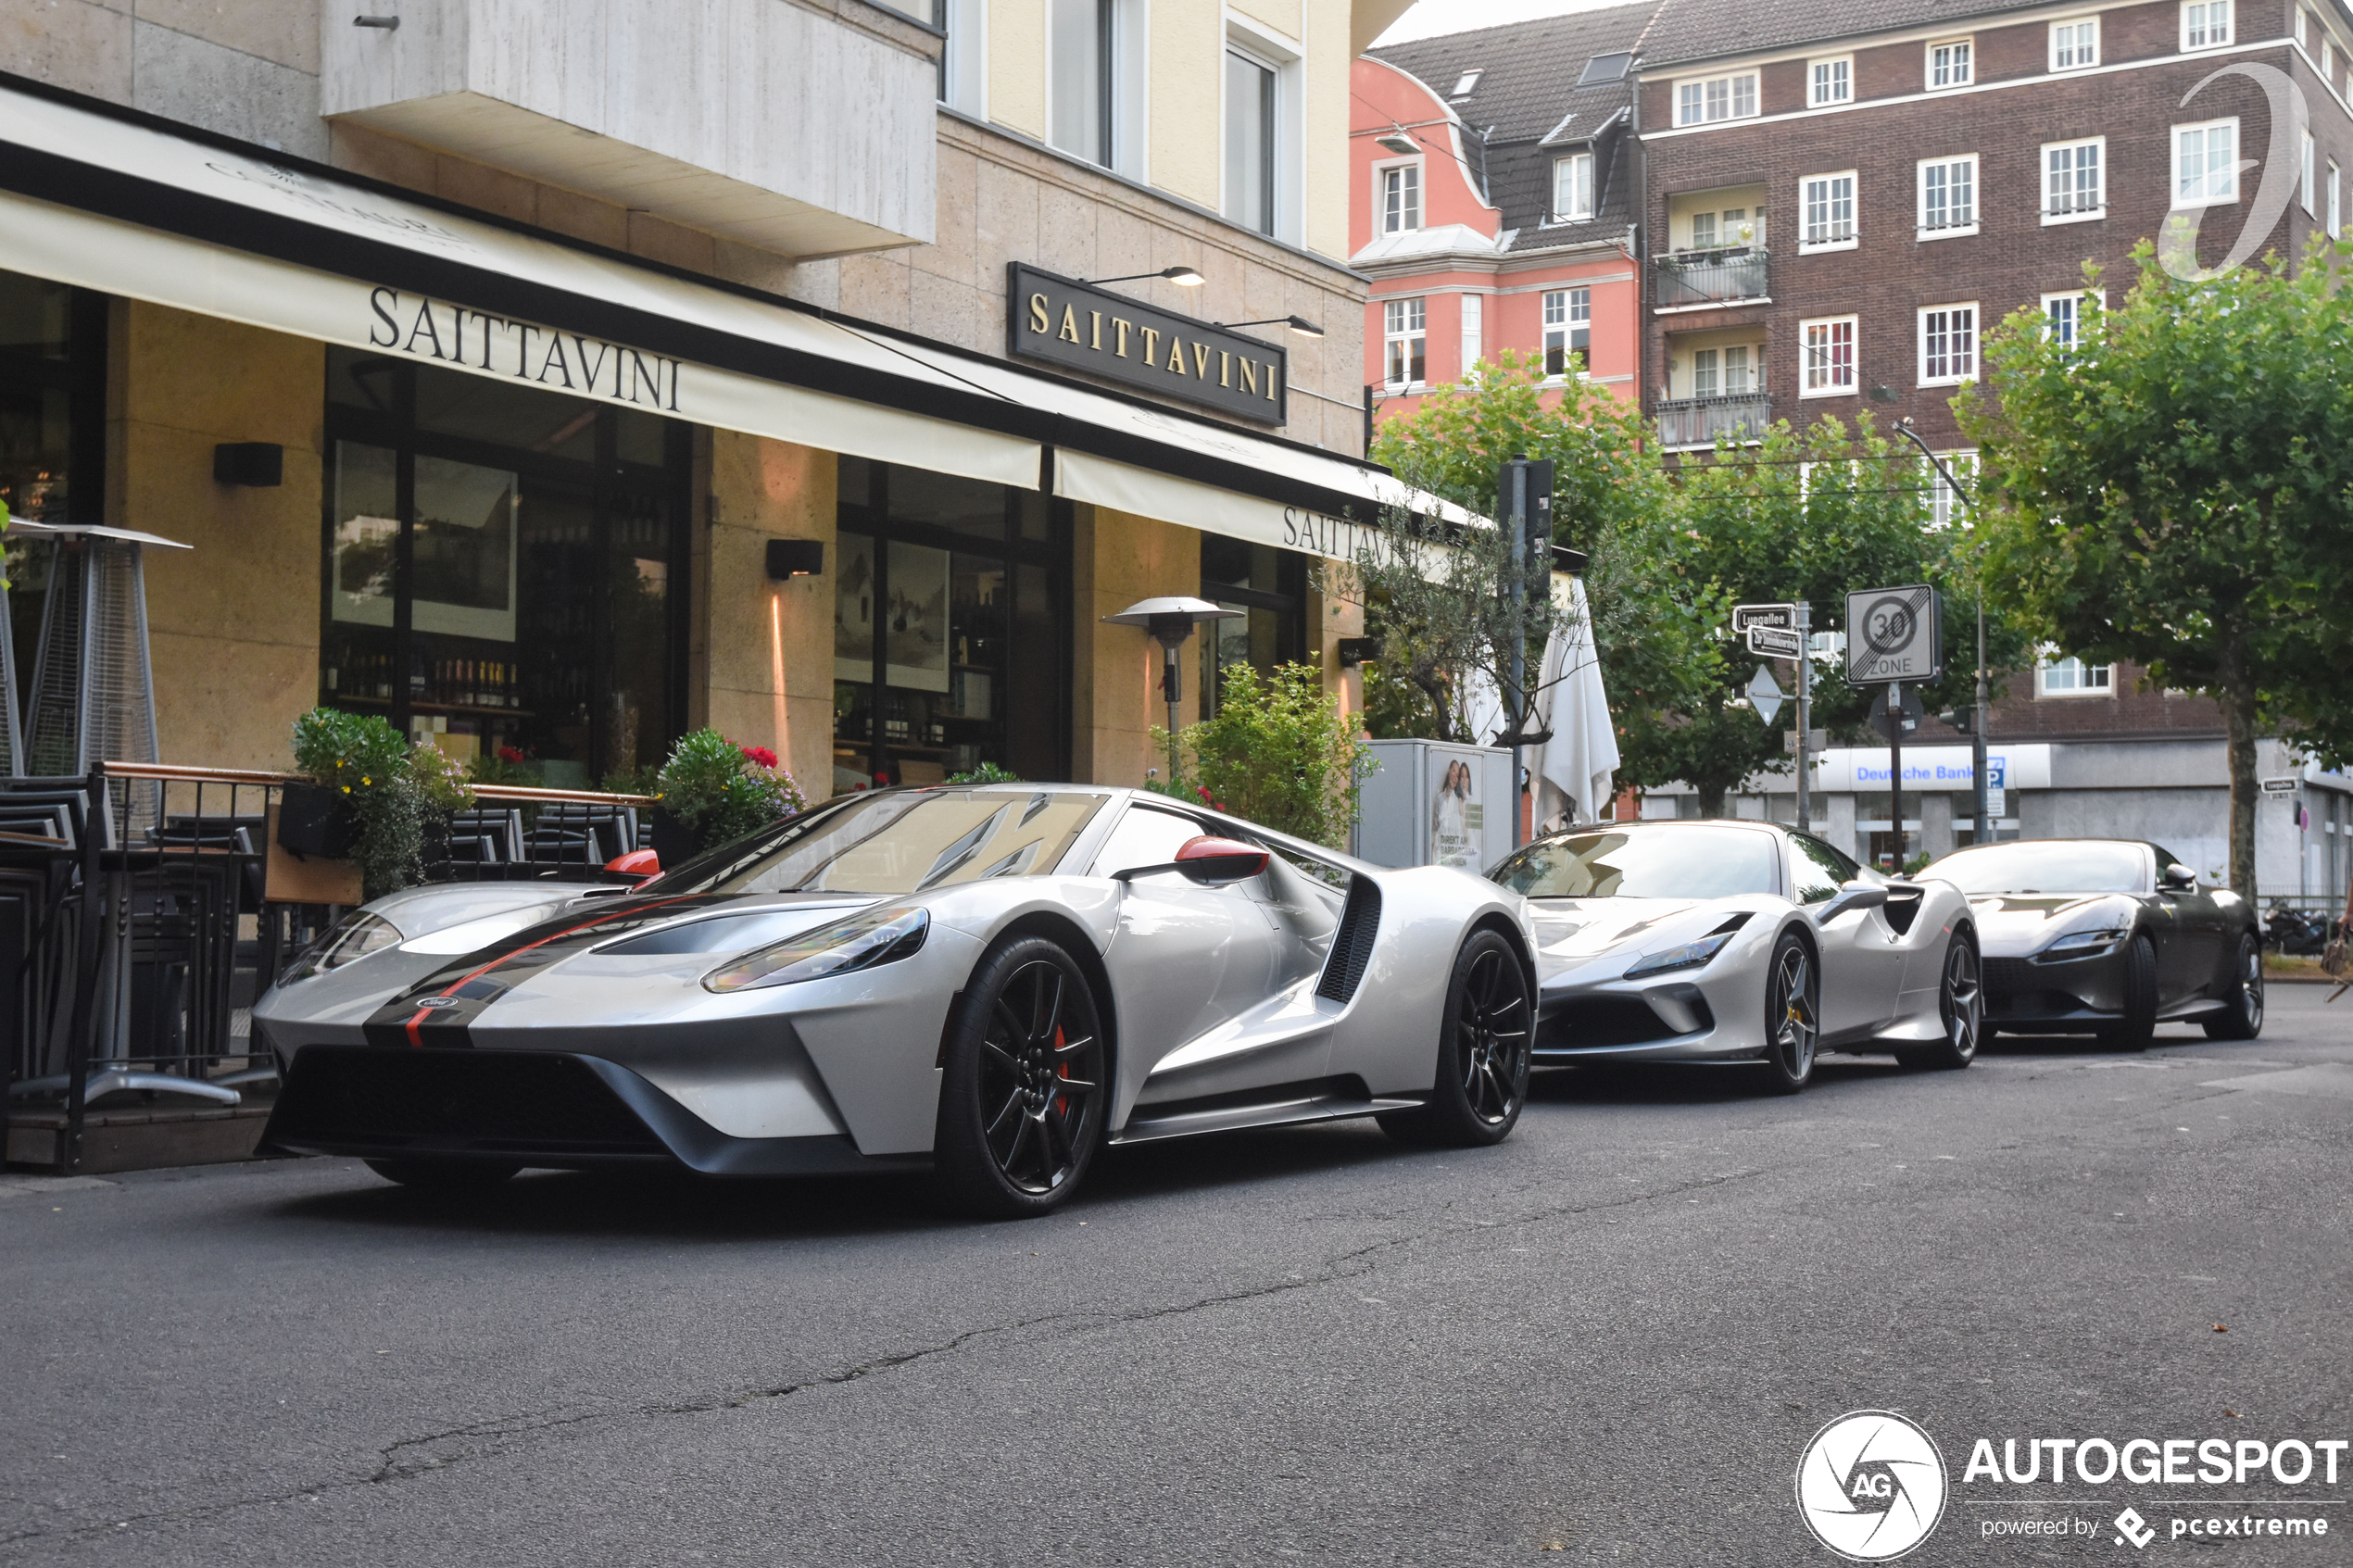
1006, 263, 1288, 425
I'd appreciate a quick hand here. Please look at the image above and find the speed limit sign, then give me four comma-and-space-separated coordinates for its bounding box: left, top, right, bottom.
1844, 584, 1943, 684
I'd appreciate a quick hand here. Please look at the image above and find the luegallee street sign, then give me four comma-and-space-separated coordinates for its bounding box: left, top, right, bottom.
2260, 777, 2299, 795
1733, 602, 1799, 633
1746, 625, 1805, 659
1747, 665, 1786, 724
1845, 584, 1943, 684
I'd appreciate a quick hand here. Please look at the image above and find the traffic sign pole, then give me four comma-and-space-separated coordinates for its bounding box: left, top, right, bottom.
1795, 601, 1812, 834
1888, 682, 1905, 872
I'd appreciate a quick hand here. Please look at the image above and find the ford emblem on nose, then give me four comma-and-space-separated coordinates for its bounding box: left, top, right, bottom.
414, 997, 460, 1009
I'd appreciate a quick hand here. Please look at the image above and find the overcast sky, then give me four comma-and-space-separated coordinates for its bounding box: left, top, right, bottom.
1371, 0, 1635, 47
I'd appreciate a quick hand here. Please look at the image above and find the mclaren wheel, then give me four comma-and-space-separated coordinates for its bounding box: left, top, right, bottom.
364, 1159, 520, 1190
2096, 935, 2158, 1050
2202, 932, 2266, 1041
1898, 929, 1982, 1071
1758, 931, 1818, 1094
1379, 929, 1533, 1148
932, 935, 1107, 1219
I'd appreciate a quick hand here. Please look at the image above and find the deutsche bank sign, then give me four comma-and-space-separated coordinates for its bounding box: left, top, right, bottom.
1845, 584, 1943, 684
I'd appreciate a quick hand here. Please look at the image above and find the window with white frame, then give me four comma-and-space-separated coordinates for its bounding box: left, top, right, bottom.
2298, 6, 2310, 44
1801, 172, 1857, 248
1542, 287, 1592, 376
1383, 297, 1426, 388
2050, 17, 2100, 69
2039, 655, 2113, 695
1801, 316, 1857, 395
2043, 289, 2102, 347
2303, 130, 2317, 214
1461, 292, 1483, 372
1925, 449, 1977, 528
1675, 70, 1759, 125
2044, 137, 2105, 219
1223, 42, 1285, 237
2174, 119, 2239, 205
1919, 155, 1979, 235
1049, 0, 1115, 166
1919, 304, 1978, 384
2325, 37, 2335, 78
1381, 163, 1421, 233
2332, 160, 2341, 237
1692, 342, 1761, 396
1553, 152, 1594, 221
1928, 38, 1974, 88
1810, 57, 1853, 105
2182, 0, 2232, 49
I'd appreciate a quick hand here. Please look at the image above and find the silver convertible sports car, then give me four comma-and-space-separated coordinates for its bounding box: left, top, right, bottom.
1487, 821, 1982, 1091
255, 785, 1540, 1216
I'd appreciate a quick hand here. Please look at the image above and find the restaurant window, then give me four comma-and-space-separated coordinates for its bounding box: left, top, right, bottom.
321, 346, 690, 788
1200, 534, 1305, 717
0, 270, 107, 718
834, 458, 1068, 792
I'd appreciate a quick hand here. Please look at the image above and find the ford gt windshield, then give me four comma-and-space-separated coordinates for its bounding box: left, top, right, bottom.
1926, 842, 2148, 895
643, 790, 1109, 897
1490, 826, 1779, 900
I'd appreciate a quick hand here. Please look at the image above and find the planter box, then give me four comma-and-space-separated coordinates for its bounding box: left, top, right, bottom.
277, 783, 357, 860
648, 809, 698, 869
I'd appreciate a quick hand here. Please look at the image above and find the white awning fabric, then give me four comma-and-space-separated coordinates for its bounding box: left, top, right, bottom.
0, 78, 1453, 556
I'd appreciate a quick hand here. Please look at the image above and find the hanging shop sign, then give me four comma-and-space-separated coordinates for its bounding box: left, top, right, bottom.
1007, 264, 1287, 426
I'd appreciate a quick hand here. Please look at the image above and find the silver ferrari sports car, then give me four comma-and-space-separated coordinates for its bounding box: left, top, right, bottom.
1918, 838, 2263, 1047
1487, 821, 1982, 1091
255, 785, 1539, 1216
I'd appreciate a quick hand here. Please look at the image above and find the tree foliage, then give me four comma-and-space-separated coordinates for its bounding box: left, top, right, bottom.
1151, 662, 1370, 847
1954, 241, 2353, 890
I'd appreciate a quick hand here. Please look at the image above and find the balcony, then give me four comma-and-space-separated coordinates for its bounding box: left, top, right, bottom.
1651, 247, 1770, 310
1655, 393, 1771, 450
321, 0, 940, 257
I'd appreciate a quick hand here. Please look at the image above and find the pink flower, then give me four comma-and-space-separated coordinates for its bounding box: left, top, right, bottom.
740, 745, 779, 769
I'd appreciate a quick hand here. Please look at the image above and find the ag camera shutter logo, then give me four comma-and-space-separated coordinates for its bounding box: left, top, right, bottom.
1796, 1411, 1949, 1560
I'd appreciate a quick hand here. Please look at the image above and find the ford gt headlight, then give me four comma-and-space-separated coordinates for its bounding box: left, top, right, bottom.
2037, 927, 2124, 960
1624, 930, 1736, 980
702, 905, 929, 993
277, 910, 401, 986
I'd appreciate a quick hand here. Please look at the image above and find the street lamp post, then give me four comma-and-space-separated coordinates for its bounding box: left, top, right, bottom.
1893, 419, 1992, 848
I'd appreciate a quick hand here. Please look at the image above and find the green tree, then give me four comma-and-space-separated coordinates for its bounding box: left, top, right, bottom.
1955, 242, 2353, 892
1151, 662, 1370, 847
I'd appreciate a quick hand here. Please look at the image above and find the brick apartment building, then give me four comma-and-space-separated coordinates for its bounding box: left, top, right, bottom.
1624, 0, 2353, 890
1352, 5, 1653, 428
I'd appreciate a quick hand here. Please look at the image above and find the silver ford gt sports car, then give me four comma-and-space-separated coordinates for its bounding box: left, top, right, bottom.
1488, 821, 1982, 1091
255, 785, 1539, 1216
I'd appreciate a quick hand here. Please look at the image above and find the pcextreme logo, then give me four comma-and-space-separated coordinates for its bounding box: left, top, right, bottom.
1796, 1411, 1950, 1561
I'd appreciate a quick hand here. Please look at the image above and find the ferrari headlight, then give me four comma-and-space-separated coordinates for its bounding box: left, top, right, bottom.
2038, 927, 2124, 960
277, 910, 400, 986
1624, 930, 1735, 980
702, 904, 928, 994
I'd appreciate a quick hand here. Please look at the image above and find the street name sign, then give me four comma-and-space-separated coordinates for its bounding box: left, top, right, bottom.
1733, 602, 1799, 633
1845, 583, 1943, 684
2260, 777, 2298, 795
1747, 625, 1805, 659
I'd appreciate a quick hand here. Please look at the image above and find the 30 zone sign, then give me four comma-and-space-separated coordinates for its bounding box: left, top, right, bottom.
1844, 584, 1943, 684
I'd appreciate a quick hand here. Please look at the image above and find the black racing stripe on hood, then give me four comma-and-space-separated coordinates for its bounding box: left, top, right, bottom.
362, 894, 733, 1047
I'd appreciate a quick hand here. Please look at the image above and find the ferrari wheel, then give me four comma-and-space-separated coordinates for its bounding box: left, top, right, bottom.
1759, 932, 1818, 1094
363, 1159, 520, 1190
1380, 929, 1532, 1148
2096, 935, 2158, 1050
1898, 929, 1982, 1071
933, 935, 1106, 1218
2202, 933, 2265, 1040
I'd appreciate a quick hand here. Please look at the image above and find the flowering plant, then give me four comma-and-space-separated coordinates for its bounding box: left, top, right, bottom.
290, 708, 474, 897
656, 728, 808, 851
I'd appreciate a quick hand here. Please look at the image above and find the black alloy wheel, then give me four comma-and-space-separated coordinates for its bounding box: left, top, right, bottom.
1899, 930, 1982, 1070
1380, 929, 1533, 1147
364, 1159, 521, 1190
2097, 934, 2159, 1050
2202, 932, 2266, 1040
1759, 932, 1818, 1093
933, 935, 1107, 1218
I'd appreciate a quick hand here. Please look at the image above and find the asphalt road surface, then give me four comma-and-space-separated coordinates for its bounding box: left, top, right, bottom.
6, 988, 2351, 1567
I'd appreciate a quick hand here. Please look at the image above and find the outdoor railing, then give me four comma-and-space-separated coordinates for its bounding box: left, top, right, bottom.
1655, 392, 1773, 449
1, 761, 661, 1172
1651, 246, 1770, 308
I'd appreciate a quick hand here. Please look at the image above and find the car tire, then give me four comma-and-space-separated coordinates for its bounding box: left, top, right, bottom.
2202, 932, 2266, 1040
1758, 931, 1818, 1094
364, 1159, 520, 1189
931, 935, 1107, 1219
2096, 934, 2158, 1050
1378, 929, 1533, 1148
1899, 928, 1982, 1071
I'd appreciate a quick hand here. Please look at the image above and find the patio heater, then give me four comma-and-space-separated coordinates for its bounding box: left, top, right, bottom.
1101, 597, 1241, 789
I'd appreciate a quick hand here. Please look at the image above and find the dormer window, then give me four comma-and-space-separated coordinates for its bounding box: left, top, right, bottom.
1552, 153, 1594, 221
1451, 69, 1483, 97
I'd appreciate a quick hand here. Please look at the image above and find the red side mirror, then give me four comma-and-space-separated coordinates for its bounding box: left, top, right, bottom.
1175, 835, 1269, 886
607, 847, 661, 884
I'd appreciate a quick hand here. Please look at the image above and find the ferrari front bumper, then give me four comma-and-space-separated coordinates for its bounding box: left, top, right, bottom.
259, 1046, 925, 1177
1533, 979, 1756, 1063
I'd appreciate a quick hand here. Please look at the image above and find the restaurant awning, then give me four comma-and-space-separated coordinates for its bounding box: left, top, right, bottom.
0, 74, 1467, 562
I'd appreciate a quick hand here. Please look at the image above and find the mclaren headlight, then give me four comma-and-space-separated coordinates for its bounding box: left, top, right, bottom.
702, 905, 929, 994
1624, 930, 1737, 981
2037, 927, 2125, 961
277, 910, 401, 986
